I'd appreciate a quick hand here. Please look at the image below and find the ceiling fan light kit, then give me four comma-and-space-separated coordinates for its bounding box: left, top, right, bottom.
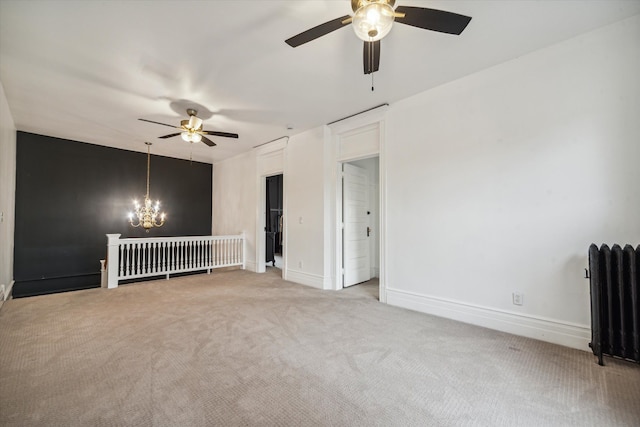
285, 0, 471, 76
181, 131, 202, 143
352, 1, 395, 42
138, 108, 239, 148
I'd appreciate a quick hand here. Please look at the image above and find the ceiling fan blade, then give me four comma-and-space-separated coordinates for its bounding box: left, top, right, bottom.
138, 118, 180, 129
395, 6, 471, 35
285, 15, 351, 47
202, 130, 239, 139
363, 40, 380, 75
201, 136, 217, 147
158, 133, 181, 139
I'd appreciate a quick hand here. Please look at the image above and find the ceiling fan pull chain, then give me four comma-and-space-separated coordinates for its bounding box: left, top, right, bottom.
369, 40, 375, 91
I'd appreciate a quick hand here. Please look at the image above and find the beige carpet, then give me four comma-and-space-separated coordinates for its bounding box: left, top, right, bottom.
1, 269, 639, 427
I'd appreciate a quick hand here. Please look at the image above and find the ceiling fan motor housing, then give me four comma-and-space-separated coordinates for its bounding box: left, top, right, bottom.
351, 0, 395, 13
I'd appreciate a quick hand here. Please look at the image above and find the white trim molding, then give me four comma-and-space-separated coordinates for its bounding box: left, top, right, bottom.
244, 260, 258, 273
0, 280, 14, 310
253, 137, 288, 156
287, 269, 326, 290
327, 104, 389, 135
386, 287, 591, 351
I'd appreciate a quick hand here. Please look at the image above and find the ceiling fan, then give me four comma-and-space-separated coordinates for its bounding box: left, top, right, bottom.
285, 0, 472, 75
138, 109, 239, 147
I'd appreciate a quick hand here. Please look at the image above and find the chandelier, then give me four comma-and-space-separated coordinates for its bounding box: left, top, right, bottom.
128, 142, 166, 231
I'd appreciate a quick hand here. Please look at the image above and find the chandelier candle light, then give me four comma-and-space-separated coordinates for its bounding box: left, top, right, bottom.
129, 142, 166, 231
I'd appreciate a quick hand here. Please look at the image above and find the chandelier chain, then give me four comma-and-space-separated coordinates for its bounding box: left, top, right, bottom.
146, 143, 151, 198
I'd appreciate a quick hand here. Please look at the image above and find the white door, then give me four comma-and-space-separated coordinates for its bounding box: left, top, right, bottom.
343, 163, 370, 287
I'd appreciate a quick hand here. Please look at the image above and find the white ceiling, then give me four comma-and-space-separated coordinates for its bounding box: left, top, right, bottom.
1, 0, 639, 164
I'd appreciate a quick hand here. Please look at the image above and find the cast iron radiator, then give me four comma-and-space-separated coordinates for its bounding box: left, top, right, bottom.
588, 244, 640, 365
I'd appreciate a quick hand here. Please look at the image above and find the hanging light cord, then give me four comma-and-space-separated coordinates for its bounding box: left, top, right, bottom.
145, 143, 151, 198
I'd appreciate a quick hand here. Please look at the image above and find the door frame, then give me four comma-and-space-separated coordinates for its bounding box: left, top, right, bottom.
327, 105, 387, 301
255, 138, 287, 277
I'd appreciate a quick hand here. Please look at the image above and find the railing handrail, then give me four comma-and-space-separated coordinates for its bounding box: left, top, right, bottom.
114, 234, 242, 245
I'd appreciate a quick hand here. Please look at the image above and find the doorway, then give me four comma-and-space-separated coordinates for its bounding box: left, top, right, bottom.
265, 174, 283, 271
341, 157, 379, 293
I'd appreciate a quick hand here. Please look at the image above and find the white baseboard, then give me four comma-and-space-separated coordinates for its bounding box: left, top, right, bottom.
386, 287, 591, 351
244, 261, 258, 273
286, 269, 326, 289
0, 280, 14, 310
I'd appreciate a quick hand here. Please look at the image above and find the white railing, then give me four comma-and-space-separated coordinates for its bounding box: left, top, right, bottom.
103, 233, 245, 289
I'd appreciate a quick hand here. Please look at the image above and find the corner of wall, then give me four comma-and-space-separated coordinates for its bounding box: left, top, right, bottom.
0, 79, 17, 296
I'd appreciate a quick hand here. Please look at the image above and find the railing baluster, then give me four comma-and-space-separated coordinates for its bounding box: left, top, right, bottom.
128, 243, 133, 275
143, 242, 147, 274
119, 244, 124, 277
180, 241, 183, 270
181, 242, 185, 270
172, 241, 176, 271
234, 238, 238, 264
190, 241, 194, 269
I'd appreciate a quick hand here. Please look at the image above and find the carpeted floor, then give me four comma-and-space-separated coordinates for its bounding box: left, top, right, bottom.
1, 269, 639, 426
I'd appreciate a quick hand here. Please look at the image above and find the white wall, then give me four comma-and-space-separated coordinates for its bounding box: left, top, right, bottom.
212, 151, 258, 271
0, 80, 17, 306
284, 127, 327, 287
384, 16, 640, 350
213, 127, 327, 286
210, 16, 638, 350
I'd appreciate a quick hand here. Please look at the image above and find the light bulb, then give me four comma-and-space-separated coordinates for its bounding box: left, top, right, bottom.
352, 2, 395, 42
192, 133, 202, 143
188, 115, 203, 130
181, 131, 191, 142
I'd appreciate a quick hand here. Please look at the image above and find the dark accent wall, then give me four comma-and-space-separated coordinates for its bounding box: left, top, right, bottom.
14, 132, 212, 297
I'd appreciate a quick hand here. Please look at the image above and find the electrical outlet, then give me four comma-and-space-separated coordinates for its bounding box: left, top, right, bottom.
298, 261, 303, 269
512, 291, 523, 306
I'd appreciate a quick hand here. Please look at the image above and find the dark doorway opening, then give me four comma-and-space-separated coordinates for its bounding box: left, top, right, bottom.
265, 174, 283, 268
